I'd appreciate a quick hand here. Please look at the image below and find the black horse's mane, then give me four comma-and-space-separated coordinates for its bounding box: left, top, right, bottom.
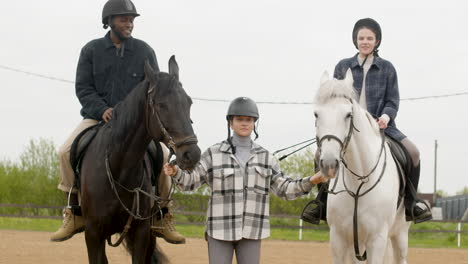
110, 72, 177, 145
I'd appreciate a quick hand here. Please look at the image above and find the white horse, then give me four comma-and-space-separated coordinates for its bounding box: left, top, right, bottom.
314, 70, 410, 264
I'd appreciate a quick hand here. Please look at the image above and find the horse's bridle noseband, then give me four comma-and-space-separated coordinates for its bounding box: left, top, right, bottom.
316, 104, 358, 161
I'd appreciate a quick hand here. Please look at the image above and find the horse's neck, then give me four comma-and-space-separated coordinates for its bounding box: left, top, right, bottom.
108, 84, 154, 168
342, 110, 382, 187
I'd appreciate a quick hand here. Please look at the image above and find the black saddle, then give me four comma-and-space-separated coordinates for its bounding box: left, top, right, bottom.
386, 135, 412, 209
70, 123, 164, 190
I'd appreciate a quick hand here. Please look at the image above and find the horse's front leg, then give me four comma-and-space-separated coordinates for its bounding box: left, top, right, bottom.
365, 230, 389, 264
390, 228, 409, 264
329, 227, 348, 264
85, 220, 108, 264
128, 220, 152, 264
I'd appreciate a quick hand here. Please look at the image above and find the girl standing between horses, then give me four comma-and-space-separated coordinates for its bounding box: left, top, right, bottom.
302, 18, 432, 224
164, 97, 326, 264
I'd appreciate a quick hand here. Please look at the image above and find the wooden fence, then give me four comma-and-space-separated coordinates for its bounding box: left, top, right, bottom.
1, 203, 467, 247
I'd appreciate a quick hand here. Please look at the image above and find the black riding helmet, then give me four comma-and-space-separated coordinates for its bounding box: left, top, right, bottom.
102, 0, 140, 29
226, 97, 259, 153
352, 18, 382, 55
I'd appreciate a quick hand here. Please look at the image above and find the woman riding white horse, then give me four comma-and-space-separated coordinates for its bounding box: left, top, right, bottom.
302, 18, 432, 225
314, 70, 410, 263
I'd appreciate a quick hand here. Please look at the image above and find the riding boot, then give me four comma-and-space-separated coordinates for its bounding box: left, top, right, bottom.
152, 207, 186, 244
404, 163, 433, 224
50, 192, 85, 242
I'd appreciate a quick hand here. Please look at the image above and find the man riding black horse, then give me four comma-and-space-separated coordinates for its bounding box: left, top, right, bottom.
51, 0, 185, 244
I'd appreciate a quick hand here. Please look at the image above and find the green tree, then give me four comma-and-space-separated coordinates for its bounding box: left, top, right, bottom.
0, 138, 62, 215
436, 189, 448, 198
19, 138, 59, 179
456, 186, 468, 195
278, 148, 316, 179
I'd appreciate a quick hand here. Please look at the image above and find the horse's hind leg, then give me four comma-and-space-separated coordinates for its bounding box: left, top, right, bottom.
85, 222, 108, 264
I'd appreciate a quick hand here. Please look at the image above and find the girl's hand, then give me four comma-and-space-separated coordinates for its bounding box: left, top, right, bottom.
310, 171, 328, 185
163, 163, 178, 177
377, 114, 389, 129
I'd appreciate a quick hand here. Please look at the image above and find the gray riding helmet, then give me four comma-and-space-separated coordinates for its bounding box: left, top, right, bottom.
102, 0, 140, 28
226, 97, 259, 121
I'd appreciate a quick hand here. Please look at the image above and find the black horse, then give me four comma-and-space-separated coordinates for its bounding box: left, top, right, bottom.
79, 56, 201, 263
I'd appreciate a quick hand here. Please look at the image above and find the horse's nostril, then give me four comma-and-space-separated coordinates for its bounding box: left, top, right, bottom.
183, 151, 191, 160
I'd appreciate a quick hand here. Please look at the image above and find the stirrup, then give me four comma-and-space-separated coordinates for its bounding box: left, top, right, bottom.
406, 199, 432, 224
301, 199, 323, 225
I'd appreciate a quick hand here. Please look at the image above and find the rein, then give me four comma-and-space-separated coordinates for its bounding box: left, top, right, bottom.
317, 105, 388, 261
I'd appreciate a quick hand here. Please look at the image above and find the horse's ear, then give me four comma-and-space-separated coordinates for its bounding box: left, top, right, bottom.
144, 58, 156, 84
344, 69, 354, 87
168, 55, 179, 81
320, 71, 329, 85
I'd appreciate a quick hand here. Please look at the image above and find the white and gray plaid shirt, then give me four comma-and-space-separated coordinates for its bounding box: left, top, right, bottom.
174, 140, 314, 241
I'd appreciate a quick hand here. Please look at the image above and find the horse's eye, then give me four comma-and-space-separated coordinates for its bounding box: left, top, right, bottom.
314, 112, 318, 118
190, 119, 194, 124
346, 112, 352, 119
158, 103, 168, 110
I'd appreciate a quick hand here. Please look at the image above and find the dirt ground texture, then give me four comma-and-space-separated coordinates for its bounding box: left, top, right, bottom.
1, 230, 467, 264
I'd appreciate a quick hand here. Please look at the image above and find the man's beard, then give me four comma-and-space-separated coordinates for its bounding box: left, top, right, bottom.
110, 25, 131, 42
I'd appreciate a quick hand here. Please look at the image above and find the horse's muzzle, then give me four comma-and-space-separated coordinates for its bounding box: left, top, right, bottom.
176, 144, 201, 170
320, 157, 339, 179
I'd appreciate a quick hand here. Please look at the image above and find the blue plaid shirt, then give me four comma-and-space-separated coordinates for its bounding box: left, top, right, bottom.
334, 54, 406, 141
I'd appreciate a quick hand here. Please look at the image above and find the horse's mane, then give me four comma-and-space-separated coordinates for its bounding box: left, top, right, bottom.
111, 80, 148, 144
314, 78, 357, 105
110, 72, 177, 145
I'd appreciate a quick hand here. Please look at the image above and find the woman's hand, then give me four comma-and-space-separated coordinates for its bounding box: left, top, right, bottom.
377, 114, 390, 129
163, 163, 178, 177
310, 171, 328, 185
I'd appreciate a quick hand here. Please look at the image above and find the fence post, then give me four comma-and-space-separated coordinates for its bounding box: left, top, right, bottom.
457, 222, 461, 248
299, 219, 303, 240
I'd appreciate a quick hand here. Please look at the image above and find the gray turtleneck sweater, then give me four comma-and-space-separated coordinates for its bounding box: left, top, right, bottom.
232, 133, 252, 168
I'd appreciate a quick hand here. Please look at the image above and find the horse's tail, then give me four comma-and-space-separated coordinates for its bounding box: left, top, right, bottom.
122, 232, 169, 264
151, 242, 169, 264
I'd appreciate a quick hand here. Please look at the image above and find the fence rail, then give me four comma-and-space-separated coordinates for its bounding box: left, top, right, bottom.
1, 203, 467, 245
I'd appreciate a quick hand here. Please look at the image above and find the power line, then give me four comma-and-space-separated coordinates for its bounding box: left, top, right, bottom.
0, 65, 74, 84
1, 64, 468, 104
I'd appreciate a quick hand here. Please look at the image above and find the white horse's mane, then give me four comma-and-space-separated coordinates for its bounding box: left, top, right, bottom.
314, 71, 380, 132
314, 77, 357, 105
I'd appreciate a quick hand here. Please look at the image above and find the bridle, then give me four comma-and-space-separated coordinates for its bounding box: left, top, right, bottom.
145, 80, 198, 158
316, 99, 387, 261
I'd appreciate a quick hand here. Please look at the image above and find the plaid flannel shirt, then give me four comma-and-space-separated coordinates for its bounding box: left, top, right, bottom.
174, 140, 314, 241
334, 54, 406, 140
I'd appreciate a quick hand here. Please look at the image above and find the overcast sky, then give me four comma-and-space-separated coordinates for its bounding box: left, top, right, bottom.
0, 0, 467, 195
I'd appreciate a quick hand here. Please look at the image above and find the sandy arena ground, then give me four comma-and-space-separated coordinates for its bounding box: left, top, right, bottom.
1, 230, 467, 264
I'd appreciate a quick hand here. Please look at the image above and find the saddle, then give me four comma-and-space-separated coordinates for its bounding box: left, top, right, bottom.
386, 135, 412, 209
70, 123, 164, 191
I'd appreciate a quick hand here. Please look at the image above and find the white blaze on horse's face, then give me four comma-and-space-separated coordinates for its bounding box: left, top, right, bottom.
314, 70, 355, 179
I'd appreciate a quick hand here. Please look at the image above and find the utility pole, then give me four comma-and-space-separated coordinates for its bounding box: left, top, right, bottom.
433, 140, 438, 204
